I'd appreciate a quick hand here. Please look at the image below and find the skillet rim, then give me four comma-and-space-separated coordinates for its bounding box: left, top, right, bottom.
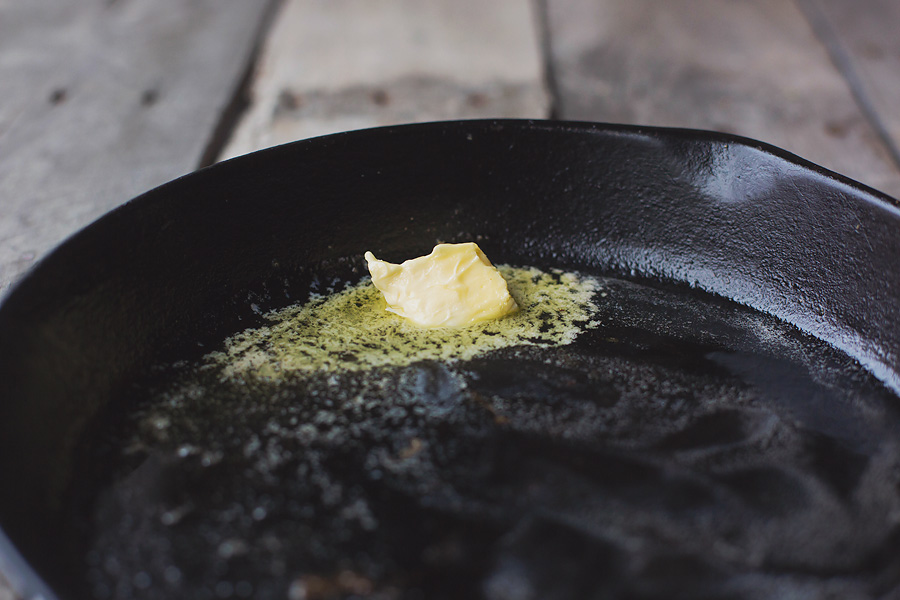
3, 118, 900, 311
3, 117, 900, 311
1, 117, 899, 599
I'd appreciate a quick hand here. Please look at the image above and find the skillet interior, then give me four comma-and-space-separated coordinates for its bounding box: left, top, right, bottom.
0, 120, 899, 598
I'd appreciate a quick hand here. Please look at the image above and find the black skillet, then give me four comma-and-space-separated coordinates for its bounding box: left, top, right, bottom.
1, 120, 899, 599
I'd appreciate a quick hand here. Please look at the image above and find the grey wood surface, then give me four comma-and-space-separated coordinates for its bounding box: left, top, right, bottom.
544, 0, 900, 198
0, 0, 277, 295
221, 0, 548, 159
799, 0, 900, 168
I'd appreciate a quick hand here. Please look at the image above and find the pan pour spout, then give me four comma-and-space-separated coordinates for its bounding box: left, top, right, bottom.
365, 243, 518, 327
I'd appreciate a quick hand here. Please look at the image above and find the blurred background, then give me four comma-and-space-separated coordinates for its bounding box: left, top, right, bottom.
2, 0, 899, 297
1, 0, 899, 596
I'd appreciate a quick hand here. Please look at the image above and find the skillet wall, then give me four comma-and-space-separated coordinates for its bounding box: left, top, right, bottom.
0, 120, 899, 594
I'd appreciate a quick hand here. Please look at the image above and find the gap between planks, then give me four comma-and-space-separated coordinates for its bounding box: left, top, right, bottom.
797, 0, 900, 173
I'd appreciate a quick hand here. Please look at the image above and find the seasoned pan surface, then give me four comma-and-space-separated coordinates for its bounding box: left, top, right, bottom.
0, 120, 899, 599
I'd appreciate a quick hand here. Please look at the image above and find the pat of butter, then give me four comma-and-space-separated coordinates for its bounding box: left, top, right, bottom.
364, 243, 518, 327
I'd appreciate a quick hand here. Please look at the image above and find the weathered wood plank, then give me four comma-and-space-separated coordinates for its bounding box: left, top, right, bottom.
544, 0, 900, 198
221, 0, 549, 159
799, 0, 900, 170
0, 0, 277, 295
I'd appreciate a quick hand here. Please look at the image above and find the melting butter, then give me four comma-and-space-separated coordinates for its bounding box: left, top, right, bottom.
365, 243, 518, 327
210, 266, 602, 380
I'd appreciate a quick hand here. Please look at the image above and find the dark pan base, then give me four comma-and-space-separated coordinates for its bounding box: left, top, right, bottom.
67, 271, 900, 600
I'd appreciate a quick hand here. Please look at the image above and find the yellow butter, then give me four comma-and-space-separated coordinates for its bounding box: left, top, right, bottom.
364, 243, 518, 327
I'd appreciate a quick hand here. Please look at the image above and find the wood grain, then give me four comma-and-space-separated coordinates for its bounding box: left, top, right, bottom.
0, 0, 277, 294
543, 0, 900, 198
221, 0, 549, 159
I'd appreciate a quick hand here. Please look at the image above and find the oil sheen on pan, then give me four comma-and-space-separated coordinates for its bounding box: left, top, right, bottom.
64, 262, 900, 600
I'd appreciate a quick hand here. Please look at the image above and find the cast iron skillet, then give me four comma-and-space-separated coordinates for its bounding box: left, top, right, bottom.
1, 119, 899, 599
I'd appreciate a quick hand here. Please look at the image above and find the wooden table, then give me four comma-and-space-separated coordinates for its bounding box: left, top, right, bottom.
1, 0, 898, 596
